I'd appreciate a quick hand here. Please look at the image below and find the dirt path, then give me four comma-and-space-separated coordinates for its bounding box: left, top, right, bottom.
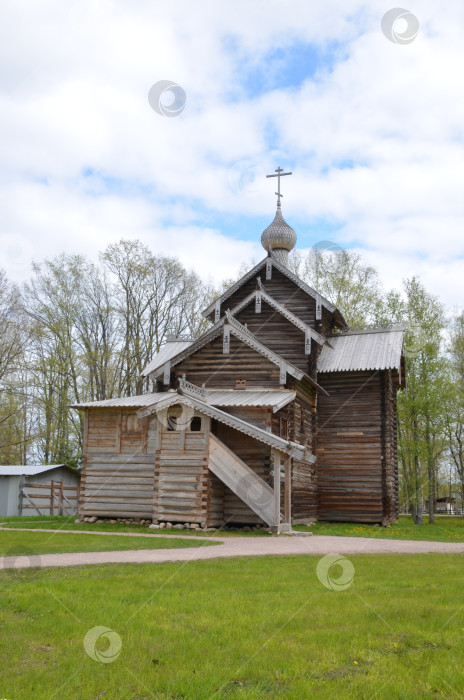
1, 527, 464, 569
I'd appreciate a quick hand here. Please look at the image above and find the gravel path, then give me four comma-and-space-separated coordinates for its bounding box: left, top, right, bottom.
1, 527, 464, 570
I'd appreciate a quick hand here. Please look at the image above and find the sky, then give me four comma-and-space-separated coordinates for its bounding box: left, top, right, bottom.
1, 0, 463, 311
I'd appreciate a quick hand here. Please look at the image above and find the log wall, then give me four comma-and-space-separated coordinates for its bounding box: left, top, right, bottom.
235, 301, 309, 372
80, 409, 157, 519
176, 335, 281, 388
316, 371, 386, 522
154, 413, 210, 525
381, 370, 399, 524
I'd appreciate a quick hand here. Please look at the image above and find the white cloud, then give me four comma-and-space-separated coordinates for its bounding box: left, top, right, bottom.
0, 0, 463, 310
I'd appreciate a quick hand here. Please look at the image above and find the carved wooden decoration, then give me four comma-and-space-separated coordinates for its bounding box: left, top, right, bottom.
223, 325, 230, 354
214, 299, 221, 323
316, 294, 322, 320
280, 361, 286, 385
163, 361, 170, 385
255, 290, 262, 313
266, 258, 272, 280
305, 330, 311, 355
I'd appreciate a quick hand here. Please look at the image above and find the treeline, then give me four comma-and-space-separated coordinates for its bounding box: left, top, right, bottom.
0, 240, 463, 521
0, 240, 214, 467
289, 247, 464, 522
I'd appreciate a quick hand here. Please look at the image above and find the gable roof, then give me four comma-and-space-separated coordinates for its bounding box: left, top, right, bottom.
201, 255, 346, 326
318, 327, 405, 374
140, 312, 326, 394
136, 390, 314, 461
142, 339, 193, 378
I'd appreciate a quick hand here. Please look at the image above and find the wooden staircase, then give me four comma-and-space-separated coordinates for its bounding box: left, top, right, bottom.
209, 434, 277, 527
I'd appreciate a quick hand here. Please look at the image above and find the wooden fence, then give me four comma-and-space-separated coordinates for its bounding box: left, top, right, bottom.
19, 478, 80, 516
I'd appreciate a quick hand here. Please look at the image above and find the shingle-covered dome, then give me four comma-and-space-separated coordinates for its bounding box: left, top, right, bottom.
261, 202, 297, 266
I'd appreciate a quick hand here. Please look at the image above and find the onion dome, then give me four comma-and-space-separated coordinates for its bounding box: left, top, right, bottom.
261, 201, 297, 266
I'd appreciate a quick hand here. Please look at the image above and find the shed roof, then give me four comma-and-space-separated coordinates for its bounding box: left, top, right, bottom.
71, 394, 162, 409
71, 389, 296, 413
136, 390, 313, 461
0, 464, 72, 477
205, 389, 296, 412
318, 327, 405, 373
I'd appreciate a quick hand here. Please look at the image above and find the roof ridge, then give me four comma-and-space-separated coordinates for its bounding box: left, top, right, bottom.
329, 324, 407, 337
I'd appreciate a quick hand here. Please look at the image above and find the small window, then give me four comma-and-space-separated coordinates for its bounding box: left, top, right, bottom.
299, 408, 304, 433
280, 417, 288, 440
190, 416, 202, 432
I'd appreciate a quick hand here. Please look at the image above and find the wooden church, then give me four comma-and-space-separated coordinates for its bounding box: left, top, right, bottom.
74, 169, 405, 531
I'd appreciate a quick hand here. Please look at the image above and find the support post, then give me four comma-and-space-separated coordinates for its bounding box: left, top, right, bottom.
284, 457, 292, 526
271, 449, 281, 534
18, 474, 24, 516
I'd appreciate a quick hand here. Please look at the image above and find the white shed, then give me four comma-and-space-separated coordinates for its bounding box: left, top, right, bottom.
0, 465, 80, 517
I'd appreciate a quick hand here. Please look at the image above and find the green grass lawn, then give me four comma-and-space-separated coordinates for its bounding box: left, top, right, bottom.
1, 554, 464, 699
3, 514, 464, 542
295, 516, 464, 543
0, 530, 216, 556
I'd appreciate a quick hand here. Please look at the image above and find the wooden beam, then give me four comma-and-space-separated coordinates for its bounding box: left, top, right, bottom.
214, 299, 221, 322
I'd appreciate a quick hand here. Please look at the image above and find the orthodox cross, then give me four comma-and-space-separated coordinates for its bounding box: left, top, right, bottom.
266, 166, 292, 206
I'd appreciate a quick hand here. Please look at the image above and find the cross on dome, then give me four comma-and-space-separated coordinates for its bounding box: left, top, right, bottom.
261, 166, 297, 267
266, 166, 292, 207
